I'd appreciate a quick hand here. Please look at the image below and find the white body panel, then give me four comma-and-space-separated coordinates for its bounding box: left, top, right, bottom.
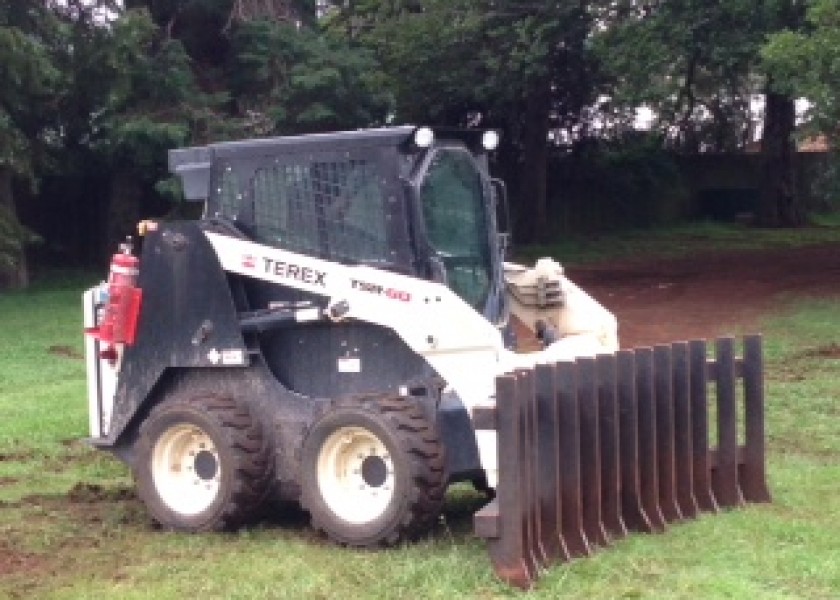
205, 233, 619, 487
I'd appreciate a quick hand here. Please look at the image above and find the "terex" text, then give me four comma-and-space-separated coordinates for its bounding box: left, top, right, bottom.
263, 258, 326, 287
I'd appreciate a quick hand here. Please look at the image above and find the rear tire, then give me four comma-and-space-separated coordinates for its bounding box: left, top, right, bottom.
133, 393, 271, 531
300, 395, 445, 547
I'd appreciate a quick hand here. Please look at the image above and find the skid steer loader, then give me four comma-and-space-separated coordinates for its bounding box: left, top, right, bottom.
83, 126, 770, 587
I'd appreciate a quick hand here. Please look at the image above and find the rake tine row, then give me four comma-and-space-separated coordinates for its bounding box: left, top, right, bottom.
474, 335, 771, 589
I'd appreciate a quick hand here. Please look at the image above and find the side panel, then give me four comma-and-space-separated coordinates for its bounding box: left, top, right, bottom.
95, 222, 249, 447
261, 322, 431, 399
240, 276, 433, 400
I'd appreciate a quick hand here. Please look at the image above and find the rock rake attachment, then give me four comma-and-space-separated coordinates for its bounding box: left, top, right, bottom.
473, 335, 771, 589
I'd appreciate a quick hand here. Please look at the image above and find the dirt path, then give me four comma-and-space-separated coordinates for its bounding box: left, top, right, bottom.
566, 243, 840, 348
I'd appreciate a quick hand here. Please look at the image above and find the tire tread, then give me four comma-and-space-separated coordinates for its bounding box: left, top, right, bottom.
134, 393, 272, 532
302, 394, 446, 547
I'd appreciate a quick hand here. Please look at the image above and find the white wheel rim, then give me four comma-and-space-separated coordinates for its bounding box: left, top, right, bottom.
151, 423, 221, 516
317, 426, 395, 525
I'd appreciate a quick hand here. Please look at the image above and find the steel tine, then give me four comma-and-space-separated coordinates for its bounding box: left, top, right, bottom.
636, 348, 667, 532
535, 363, 571, 563
597, 353, 627, 539
578, 357, 609, 547
741, 335, 772, 503
712, 338, 745, 508
557, 360, 592, 557
689, 339, 718, 512
672, 342, 700, 518
654, 345, 682, 523
617, 349, 653, 533
515, 369, 542, 574
477, 374, 534, 589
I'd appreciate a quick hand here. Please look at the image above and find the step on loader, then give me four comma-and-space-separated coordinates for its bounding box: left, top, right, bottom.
83, 126, 770, 587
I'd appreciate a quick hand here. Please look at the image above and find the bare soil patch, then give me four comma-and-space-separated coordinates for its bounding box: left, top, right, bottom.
566, 243, 840, 348
0, 541, 49, 578
47, 345, 84, 360
796, 343, 840, 359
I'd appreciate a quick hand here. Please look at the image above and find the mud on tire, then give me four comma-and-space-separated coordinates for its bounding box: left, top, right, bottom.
299, 394, 446, 547
133, 393, 272, 532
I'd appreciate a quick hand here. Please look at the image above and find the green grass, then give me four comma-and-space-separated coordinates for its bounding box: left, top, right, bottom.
1, 267, 839, 598
516, 217, 840, 265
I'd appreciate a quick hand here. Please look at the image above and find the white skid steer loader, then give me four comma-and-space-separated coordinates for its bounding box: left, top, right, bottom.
82, 126, 769, 587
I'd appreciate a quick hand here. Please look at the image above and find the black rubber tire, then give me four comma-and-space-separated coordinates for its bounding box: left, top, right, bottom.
133, 393, 272, 532
299, 395, 446, 547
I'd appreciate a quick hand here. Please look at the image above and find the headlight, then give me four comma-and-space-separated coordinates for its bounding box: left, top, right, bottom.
482, 130, 500, 151
413, 127, 435, 148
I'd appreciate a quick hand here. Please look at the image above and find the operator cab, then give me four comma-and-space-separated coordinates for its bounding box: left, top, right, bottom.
169, 126, 508, 325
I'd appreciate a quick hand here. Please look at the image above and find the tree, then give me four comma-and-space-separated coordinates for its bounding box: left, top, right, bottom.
592, 1, 760, 151
93, 8, 218, 251
328, 0, 603, 242
226, 19, 391, 135
0, 1, 62, 288
763, 0, 840, 211
123, 0, 391, 135
593, 0, 808, 226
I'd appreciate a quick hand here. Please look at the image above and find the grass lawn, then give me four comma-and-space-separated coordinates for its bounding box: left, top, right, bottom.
0, 231, 838, 598
516, 213, 840, 265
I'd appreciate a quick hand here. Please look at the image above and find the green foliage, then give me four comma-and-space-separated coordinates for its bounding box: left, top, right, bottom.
805, 153, 840, 212
0, 5, 62, 175
0, 1, 65, 284
337, 0, 599, 129
227, 19, 392, 135
329, 1, 604, 241
95, 9, 208, 173
592, 0, 766, 150
0, 203, 38, 271
0, 110, 29, 175
0, 0, 832, 257
762, 0, 840, 141
590, 1, 814, 227
334, 0, 486, 122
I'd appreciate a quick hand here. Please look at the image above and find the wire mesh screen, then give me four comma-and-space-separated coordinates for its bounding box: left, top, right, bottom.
217, 167, 241, 216
252, 159, 390, 263
214, 154, 399, 265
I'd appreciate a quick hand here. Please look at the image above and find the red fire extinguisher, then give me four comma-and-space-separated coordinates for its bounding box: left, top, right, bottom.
87, 238, 143, 361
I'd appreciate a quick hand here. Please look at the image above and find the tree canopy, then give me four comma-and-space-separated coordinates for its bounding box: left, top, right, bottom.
0, 1, 63, 287
763, 0, 840, 141
593, 0, 811, 226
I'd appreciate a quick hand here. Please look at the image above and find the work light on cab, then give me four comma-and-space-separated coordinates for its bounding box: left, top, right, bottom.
482, 130, 500, 151
413, 126, 434, 148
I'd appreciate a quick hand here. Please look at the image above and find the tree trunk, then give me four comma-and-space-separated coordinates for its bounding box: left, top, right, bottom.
0, 167, 29, 290
516, 85, 552, 244
105, 169, 143, 257
758, 90, 804, 227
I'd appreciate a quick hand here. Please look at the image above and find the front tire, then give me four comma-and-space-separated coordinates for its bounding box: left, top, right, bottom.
300, 395, 446, 547
133, 393, 271, 531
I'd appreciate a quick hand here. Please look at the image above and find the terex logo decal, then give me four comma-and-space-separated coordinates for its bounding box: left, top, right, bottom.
351, 278, 412, 302
263, 257, 326, 287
